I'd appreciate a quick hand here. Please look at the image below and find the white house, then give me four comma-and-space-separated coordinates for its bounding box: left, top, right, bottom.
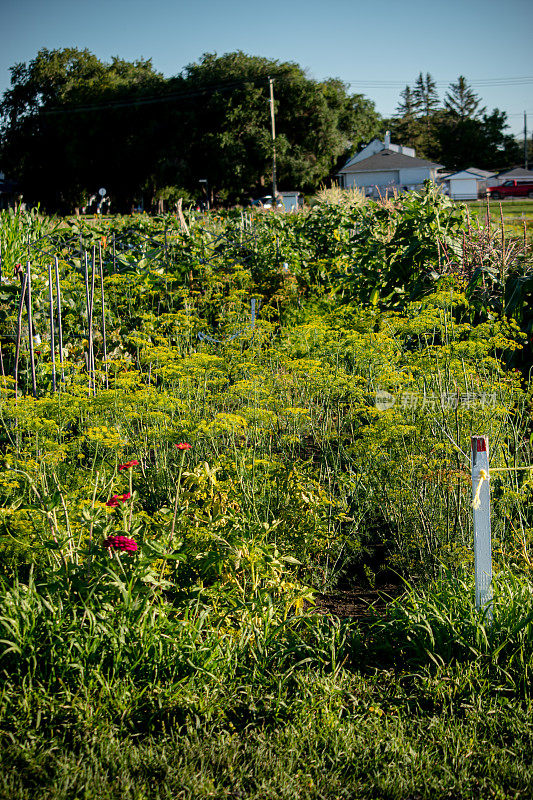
341, 132, 416, 168
336, 132, 442, 196
337, 149, 442, 196
463, 167, 496, 195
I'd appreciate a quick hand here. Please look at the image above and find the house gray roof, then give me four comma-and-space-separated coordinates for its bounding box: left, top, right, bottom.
337, 149, 442, 174
444, 169, 490, 180
464, 167, 496, 178
497, 167, 533, 179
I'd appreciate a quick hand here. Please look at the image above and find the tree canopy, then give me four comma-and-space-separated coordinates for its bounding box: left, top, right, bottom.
0, 49, 166, 211
0, 48, 381, 211
387, 74, 521, 171
444, 75, 485, 121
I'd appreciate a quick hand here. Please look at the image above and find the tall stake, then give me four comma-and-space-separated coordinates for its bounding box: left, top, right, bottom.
99, 242, 108, 389
268, 76, 277, 200
54, 256, 64, 383
47, 262, 56, 392
14, 272, 28, 400
84, 251, 91, 394
471, 435, 493, 623
0, 242, 4, 379
89, 247, 96, 394
25, 261, 37, 398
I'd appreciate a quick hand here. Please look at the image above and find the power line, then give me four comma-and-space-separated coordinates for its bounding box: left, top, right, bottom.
346, 77, 533, 88
29, 73, 290, 116
380, 109, 533, 116
6, 72, 532, 118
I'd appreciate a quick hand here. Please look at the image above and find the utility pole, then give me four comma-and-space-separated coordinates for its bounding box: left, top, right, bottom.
525, 111, 529, 171
268, 77, 277, 200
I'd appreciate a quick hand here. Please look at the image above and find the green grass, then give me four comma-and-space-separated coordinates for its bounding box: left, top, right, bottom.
1, 572, 532, 799
466, 198, 533, 222
1, 672, 532, 799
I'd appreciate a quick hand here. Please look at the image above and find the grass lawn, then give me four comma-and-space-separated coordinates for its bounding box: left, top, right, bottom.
2, 647, 532, 800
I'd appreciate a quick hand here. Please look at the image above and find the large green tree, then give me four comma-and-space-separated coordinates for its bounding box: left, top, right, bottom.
443, 75, 485, 121
389, 85, 425, 154
0, 48, 381, 211
412, 72, 440, 154
436, 109, 521, 172
438, 78, 521, 171
156, 51, 381, 202
0, 48, 164, 210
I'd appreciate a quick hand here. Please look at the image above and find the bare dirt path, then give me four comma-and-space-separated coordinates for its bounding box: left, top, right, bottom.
309, 584, 402, 619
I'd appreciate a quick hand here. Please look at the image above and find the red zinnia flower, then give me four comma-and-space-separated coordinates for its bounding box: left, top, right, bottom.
103, 535, 138, 553
175, 443, 192, 450
118, 460, 139, 472
106, 492, 131, 507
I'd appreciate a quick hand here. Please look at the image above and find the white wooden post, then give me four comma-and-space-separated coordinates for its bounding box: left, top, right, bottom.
471, 435, 493, 623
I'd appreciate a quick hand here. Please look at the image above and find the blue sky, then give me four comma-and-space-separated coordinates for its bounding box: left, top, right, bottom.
2, 0, 532, 137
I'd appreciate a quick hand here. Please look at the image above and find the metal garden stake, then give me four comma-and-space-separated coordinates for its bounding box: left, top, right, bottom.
471, 435, 493, 623
54, 256, 64, 382
47, 261, 56, 392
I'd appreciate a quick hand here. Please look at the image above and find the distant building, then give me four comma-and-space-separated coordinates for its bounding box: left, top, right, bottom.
490, 167, 533, 186
336, 132, 442, 197
278, 191, 303, 211
341, 132, 416, 167
440, 168, 497, 200
463, 167, 497, 195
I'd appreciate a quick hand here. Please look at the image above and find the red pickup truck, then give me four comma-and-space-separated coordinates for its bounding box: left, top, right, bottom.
488, 180, 533, 200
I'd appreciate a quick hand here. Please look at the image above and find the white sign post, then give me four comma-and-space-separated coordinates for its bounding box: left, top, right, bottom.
471, 435, 493, 624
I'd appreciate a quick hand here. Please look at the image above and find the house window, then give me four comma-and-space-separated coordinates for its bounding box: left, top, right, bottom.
337, 175, 345, 189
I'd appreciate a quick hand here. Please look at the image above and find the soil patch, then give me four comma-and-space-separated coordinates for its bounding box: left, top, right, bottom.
309, 584, 402, 620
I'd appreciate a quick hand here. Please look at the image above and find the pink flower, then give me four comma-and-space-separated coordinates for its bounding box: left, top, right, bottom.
104, 535, 138, 553
118, 460, 139, 472
175, 443, 192, 451
106, 492, 131, 507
